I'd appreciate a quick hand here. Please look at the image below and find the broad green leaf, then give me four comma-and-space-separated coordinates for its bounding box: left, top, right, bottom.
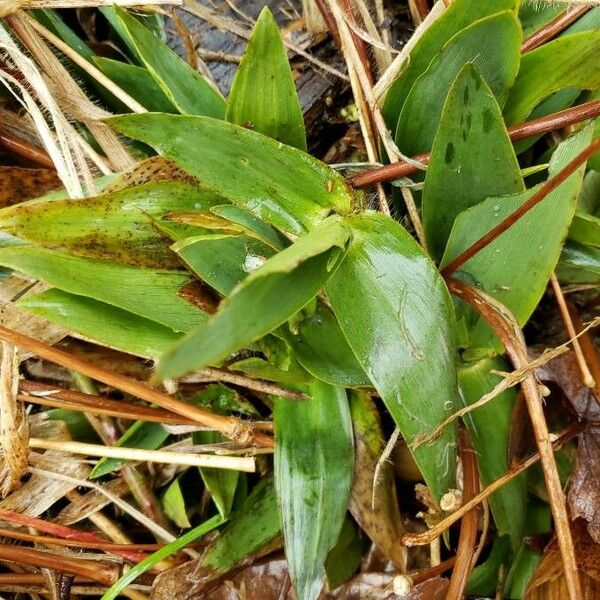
395, 11, 521, 155
518, 3, 564, 37
91, 421, 168, 478
467, 535, 511, 597
20, 289, 180, 359
32, 9, 93, 61
504, 544, 542, 599
93, 57, 177, 113
326, 213, 459, 500
381, 0, 517, 130
274, 380, 353, 600
227, 7, 306, 150
162, 477, 191, 528
0, 246, 207, 332
284, 303, 370, 387
442, 125, 593, 349
557, 241, 600, 285
110, 6, 225, 118
504, 29, 600, 124
0, 181, 219, 268
108, 113, 354, 235
459, 356, 526, 550
424, 65, 524, 261
155, 216, 350, 380
569, 211, 600, 248
325, 519, 364, 589
194, 431, 238, 518
348, 391, 405, 568
198, 476, 280, 576
173, 234, 275, 296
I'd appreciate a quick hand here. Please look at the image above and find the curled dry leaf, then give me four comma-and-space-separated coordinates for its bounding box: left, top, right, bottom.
536, 348, 600, 542
0, 341, 28, 497
525, 519, 600, 599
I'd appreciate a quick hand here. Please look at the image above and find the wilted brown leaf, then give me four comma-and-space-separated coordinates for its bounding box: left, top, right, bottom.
348, 392, 406, 570
537, 349, 600, 542
525, 519, 600, 599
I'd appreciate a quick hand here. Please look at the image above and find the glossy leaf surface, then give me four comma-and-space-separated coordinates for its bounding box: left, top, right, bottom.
504, 30, 600, 124
0, 246, 206, 332
443, 126, 593, 349
156, 217, 350, 379
0, 181, 219, 268
395, 11, 521, 155
381, 0, 517, 129
226, 7, 305, 150
108, 113, 353, 235
274, 381, 353, 600
20, 289, 180, 358
326, 213, 459, 500
423, 65, 524, 261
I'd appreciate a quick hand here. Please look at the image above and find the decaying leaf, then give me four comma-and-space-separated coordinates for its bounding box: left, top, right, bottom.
0, 166, 60, 206
525, 519, 600, 599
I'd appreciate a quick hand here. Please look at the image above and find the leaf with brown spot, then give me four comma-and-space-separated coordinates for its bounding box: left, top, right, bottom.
0, 167, 60, 207
525, 519, 600, 599
348, 391, 406, 571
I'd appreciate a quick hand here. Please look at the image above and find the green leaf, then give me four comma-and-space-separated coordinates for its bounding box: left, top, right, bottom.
424, 65, 524, 262
442, 125, 593, 349
20, 289, 180, 359
93, 57, 177, 113
504, 29, 600, 124
108, 113, 353, 235
504, 543, 542, 599
228, 356, 311, 385
32, 9, 93, 61
284, 303, 370, 387
198, 476, 280, 575
155, 216, 350, 380
395, 11, 521, 155
110, 6, 225, 118
325, 518, 364, 589
0, 246, 207, 333
173, 234, 275, 296
0, 181, 220, 268
381, 0, 518, 130
348, 391, 406, 568
518, 3, 564, 38
569, 211, 600, 248
101, 514, 224, 600
467, 535, 511, 597
557, 241, 600, 285
326, 213, 459, 501
274, 380, 353, 600
194, 430, 239, 518
227, 7, 306, 150
162, 477, 191, 528
91, 421, 168, 478
458, 356, 526, 550
192, 383, 259, 417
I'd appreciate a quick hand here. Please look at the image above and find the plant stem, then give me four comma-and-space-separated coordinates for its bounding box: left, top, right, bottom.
350, 100, 600, 188
441, 137, 600, 277
521, 5, 590, 52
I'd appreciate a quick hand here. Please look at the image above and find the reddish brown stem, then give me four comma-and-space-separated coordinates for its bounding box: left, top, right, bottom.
0, 133, 54, 169
340, 0, 374, 86
521, 6, 590, 53
315, 0, 341, 46
19, 380, 197, 425
441, 137, 600, 277
350, 99, 600, 188
446, 429, 480, 600
410, 556, 456, 584
447, 281, 582, 600
0, 543, 119, 586
0, 324, 273, 447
